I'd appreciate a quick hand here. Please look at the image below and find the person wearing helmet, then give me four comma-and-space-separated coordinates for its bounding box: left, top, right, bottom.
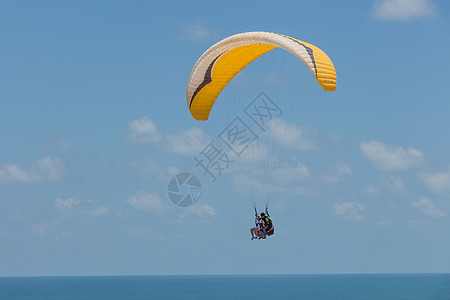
260, 208, 274, 237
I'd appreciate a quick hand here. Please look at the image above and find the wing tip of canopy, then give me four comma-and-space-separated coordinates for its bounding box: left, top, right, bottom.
190, 111, 209, 121
319, 80, 337, 91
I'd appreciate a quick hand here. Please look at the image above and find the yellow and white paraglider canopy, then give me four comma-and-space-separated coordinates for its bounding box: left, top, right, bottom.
186, 31, 337, 121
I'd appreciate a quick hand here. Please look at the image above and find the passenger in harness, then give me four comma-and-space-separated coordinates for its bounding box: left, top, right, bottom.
250, 215, 265, 240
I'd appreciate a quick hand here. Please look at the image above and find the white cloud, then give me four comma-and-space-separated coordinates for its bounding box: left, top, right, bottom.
420, 166, 450, 196
273, 158, 312, 184
362, 184, 382, 196
239, 142, 269, 163
128, 116, 162, 144
55, 197, 108, 217
385, 176, 406, 193
33, 157, 64, 181
166, 127, 211, 155
266, 119, 316, 151
233, 158, 354, 197
117, 158, 183, 184
127, 190, 167, 212
361, 176, 406, 196
183, 22, 210, 40
55, 198, 81, 209
333, 202, 365, 222
373, 0, 436, 21
0, 157, 64, 185
32, 222, 54, 236
58, 138, 71, 150
167, 166, 180, 175
232, 156, 314, 196
89, 206, 109, 217
232, 173, 269, 196
360, 140, 424, 172
0, 164, 32, 183
180, 204, 217, 218
412, 196, 446, 218
328, 132, 343, 143
128, 116, 211, 156
375, 220, 393, 226
407, 219, 431, 226
124, 158, 172, 181
320, 162, 352, 183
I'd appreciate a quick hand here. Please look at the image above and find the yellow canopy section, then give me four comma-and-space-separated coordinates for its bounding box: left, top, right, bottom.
186, 32, 337, 120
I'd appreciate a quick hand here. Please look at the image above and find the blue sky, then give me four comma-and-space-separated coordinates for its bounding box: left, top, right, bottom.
1, 0, 450, 276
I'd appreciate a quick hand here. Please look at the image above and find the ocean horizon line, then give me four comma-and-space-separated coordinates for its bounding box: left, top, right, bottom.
2, 272, 449, 278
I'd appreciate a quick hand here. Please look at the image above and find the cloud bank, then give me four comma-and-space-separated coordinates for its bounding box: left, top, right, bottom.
420, 166, 450, 196
128, 116, 210, 155
266, 119, 317, 151
183, 22, 210, 40
127, 190, 168, 213
128, 116, 161, 144
361, 176, 406, 196
180, 204, 217, 218
373, 0, 436, 21
412, 196, 446, 218
334, 202, 366, 221
0, 157, 64, 185
360, 140, 424, 172
55, 198, 108, 217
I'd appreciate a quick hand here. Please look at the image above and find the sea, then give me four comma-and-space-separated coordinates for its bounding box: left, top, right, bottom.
1, 274, 450, 300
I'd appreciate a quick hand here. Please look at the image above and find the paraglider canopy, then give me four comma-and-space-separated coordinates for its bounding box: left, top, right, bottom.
186, 31, 337, 121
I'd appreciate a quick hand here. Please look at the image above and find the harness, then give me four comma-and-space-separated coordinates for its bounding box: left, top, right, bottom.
256, 219, 263, 229
263, 215, 274, 235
